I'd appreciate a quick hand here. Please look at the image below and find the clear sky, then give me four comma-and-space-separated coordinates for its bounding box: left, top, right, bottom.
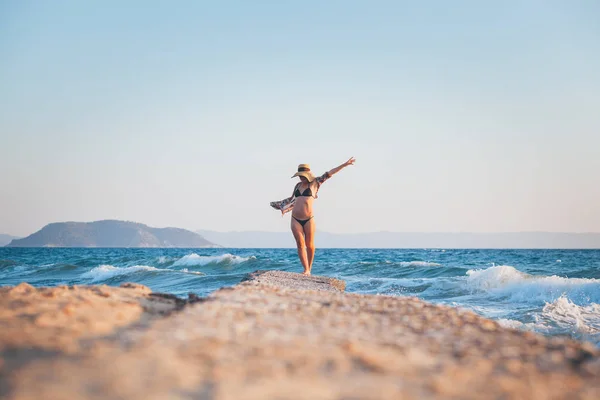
1, 1, 599, 236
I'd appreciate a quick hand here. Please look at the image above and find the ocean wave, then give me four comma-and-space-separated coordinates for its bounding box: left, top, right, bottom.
357, 260, 441, 267
398, 261, 441, 267
466, 265, 529, 290
498, 297, 600, 345
172, 253, 255, 267
465, 265, 600, 305
55, 264, 79, 271
497, 318, 546, 332
180, 268, 205, 275
35, 263, 78, 272
0, 259, 19, 268
541, 296, 600, 338
352, 276, 434, 286
82, 265, 162, 281
81, 264, 205, 282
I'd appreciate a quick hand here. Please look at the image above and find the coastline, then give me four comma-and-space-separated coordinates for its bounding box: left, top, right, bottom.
1, 271, 599, 399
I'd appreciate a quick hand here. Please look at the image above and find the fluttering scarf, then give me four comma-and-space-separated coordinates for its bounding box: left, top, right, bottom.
270, 172, 331, 215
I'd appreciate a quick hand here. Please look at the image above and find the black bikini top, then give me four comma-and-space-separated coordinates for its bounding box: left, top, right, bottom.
294, 185, 313, 197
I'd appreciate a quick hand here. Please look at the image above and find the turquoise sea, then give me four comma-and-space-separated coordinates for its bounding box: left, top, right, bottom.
1, 248, 599, 345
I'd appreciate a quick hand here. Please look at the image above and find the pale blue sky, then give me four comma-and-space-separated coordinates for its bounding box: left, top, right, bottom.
1, 1, 599, 236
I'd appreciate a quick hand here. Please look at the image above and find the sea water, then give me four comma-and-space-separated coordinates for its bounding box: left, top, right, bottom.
1, 248, 599, 345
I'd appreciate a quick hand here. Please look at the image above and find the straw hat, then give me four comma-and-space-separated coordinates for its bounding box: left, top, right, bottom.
291, 164, 315, 182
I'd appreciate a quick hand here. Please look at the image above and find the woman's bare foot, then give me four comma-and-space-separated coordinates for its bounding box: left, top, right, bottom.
302, 270, 311, 276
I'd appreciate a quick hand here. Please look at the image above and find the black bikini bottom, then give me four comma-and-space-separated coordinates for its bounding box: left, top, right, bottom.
292, 216, 314, 227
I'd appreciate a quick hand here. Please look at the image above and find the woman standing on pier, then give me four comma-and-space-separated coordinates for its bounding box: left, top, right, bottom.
270, 158, 355, 275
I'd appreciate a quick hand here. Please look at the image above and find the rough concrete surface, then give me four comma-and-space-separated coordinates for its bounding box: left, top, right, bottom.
241, 270, 347, 292
1, 272, 599, 400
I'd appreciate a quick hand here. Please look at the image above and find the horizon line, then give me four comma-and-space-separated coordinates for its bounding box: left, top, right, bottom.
4, 219, 600, 237
199, 229, 600, 235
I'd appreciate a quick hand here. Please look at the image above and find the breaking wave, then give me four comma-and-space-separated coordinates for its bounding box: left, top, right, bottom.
465, 265, 600, 304
540, 295, 600, 344
81, 264, 204, 282
499, 296, 600, 345
172, 253, 255, 267
82, 265, 162, 281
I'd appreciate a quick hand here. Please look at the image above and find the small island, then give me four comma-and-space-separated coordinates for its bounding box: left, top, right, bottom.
5, 220, 218, 248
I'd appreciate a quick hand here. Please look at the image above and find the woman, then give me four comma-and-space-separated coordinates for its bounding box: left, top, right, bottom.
270, 157, 355, 275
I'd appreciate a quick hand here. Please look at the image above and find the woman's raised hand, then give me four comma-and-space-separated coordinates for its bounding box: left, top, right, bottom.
329, 157, 356, 176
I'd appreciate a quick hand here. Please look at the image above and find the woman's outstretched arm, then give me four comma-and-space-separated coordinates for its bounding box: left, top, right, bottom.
327, 157, 355, 177
315, 157, 355, 185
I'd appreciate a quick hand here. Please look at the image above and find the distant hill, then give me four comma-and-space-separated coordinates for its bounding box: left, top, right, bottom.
197, 230, 600, 249
0, 234, 20, 247
7, 220, 218, 248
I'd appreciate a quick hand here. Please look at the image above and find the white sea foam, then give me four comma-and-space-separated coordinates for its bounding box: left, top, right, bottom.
82, 264, 205, 282
465, 265, 600, 304
82, 265, 162, 282
497, 318, 525, 329
541, 296, 600, 337
497, 318, 547, 332
399, 261, 442, 267
498, 297, 600, 345
466, 265, 529, 290
172, 253, 254, 267
180, 268, 204, 275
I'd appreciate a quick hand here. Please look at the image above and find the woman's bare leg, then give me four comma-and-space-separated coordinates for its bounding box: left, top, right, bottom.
291, 218, 310, 274
304, 218, 316, 274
